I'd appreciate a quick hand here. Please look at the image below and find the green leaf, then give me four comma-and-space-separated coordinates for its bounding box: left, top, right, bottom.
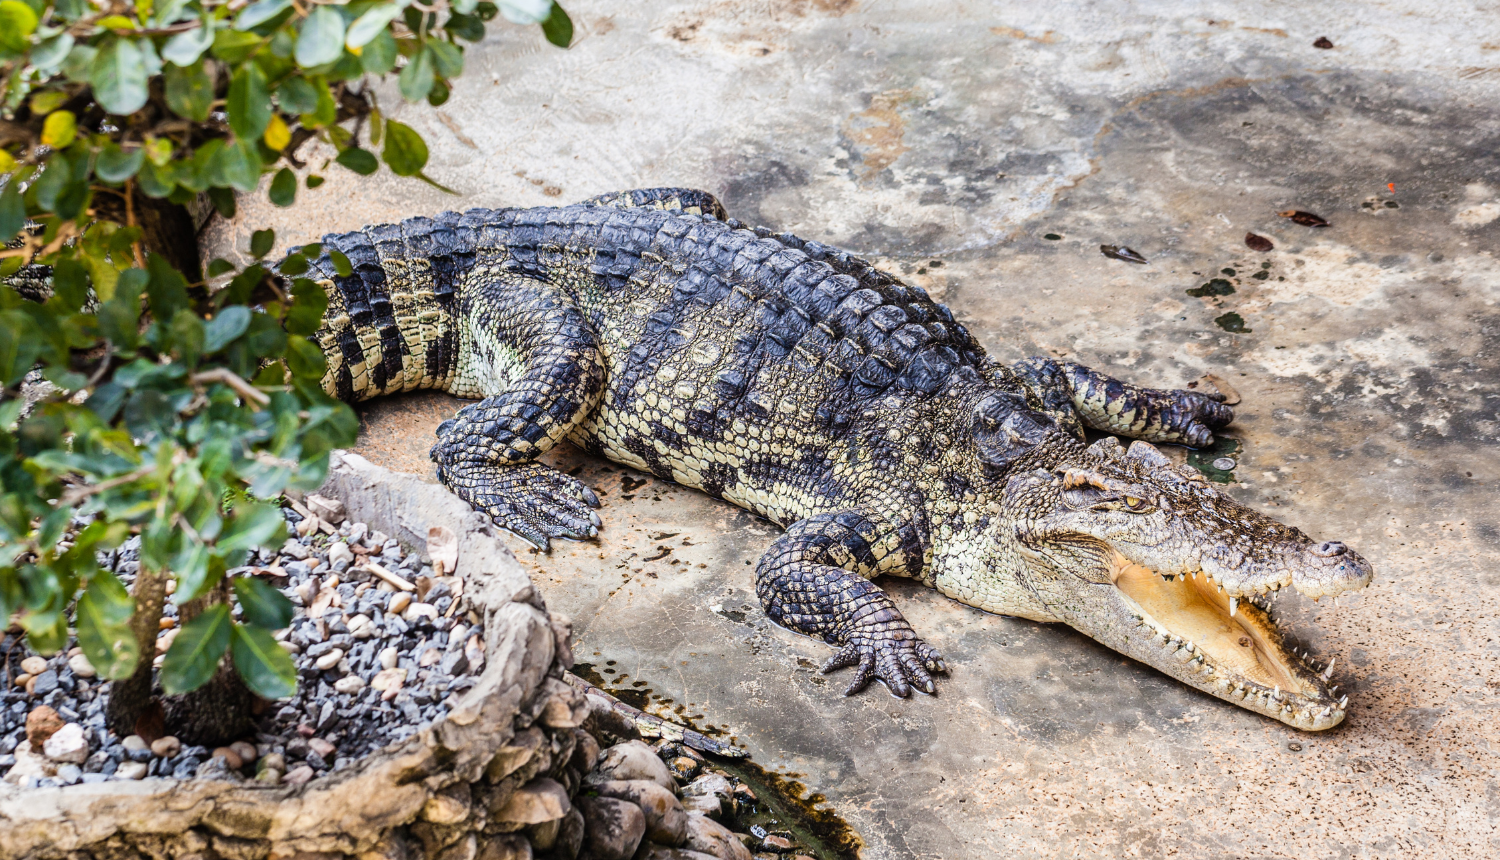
398, 44, 434, 102
329, 249, 352, 277
269, 167, 296, 206
0, 181, 24, 242
207, 186, 237, 218
208, 258, 236, 278
542, 2, 572, 48
306, 174, 325, 188
228, 62, 272, 141
91, 38, 150, 116
427, 79, 450, 107
235, 0, 291, 31
31, 33, 75, 72
51, 258, 89, 310
296, 6, 347, 67
229, 621, 296, 699
427, 40, 464, 78
336, 147, 379, 175
75, 574, 139, 681
381, 120, 428, 177
285, 332, 326, 379
96, 142, 145, 182
212, 28, 263, 63
136, 159, 176, 197
0, 1, 38, 54
300, 83, 338, 128
145, 252, 191, 321
162, 23, 214, 66
279, 253, 309, 276
498, 0, 552, 25
275, 76, 319, 114
165, 62, 214, 121
204, 305, 251, 352
445, 12, 485, 42
160, 603, 231, 695
233, 576, 293, 629
217, 500, 284, 554
216, 137, 263, 192
250, 228, 275, 258
21, 609, 69, 655
286, 278, 328, 335
360, 29, 397, 75
346, 4, 400, 49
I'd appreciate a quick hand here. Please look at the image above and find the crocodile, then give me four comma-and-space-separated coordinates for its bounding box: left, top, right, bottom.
295, 187, 1372, 731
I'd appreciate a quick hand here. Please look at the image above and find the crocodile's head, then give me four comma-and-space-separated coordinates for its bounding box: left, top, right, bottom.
1002, 436, 1372, 730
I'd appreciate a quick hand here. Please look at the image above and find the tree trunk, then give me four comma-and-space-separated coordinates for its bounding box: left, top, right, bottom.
164, 578, 255, 746
105, 565, 167, 737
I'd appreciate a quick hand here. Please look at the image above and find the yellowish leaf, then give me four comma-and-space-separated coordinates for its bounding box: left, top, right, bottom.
263, 115, 291, 151
41, 110, 77, 149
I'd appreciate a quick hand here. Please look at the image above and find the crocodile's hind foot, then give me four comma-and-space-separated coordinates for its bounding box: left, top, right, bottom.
436, 458, 601, 551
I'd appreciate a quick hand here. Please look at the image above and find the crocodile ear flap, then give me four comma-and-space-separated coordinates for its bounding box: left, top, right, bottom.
1085, 436, 1124, 461
1123, 440, 1173, 469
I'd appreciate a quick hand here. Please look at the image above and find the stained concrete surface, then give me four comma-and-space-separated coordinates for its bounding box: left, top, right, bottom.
205, 3, 1500, 856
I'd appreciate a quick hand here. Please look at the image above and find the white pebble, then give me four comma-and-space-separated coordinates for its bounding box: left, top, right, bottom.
281, 539, 310, 560
122, 735, 148, 753
150, 736, 181, 758
42, 723, 89, 763
333, 675, 366, 694
314, 649, 345, 671
117, 761, 149, 780
348, 614, 375, 639
388, 592, 412, 615
20, 656, 47, 676
67, 653, 96, 678
328, 542, 354, 567
379, 647, 399, 670
403, 602, 438, 622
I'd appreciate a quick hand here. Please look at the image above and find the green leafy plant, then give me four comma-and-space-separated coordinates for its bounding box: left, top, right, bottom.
0, 0, 570, 743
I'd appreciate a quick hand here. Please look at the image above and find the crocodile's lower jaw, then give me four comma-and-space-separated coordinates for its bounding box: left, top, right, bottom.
1111, 555, 1348, 730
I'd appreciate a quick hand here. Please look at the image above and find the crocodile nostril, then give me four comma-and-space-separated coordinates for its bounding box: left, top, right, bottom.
1311, 541, 1347, 558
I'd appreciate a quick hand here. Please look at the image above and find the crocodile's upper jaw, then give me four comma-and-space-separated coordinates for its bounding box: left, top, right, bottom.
1004, 437, 1374, 731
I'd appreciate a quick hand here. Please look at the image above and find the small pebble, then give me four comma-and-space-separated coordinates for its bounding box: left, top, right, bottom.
403, 602, 438, 623
314, 649, 345, 671
308, 737, 336, 759
122, 735, 149, 753
117, 761, 148, 780
258, 752, 286, 774
20, 656, 48, 676
333, 676, 366, 695
283, 765, 315, 786
67, 653, 96, 679
388, 592, 412, 616
230, 741, 258, 764
210, 747, 243, 770
379, 647, 399, 670
150, 736, 181, 758
328, 542, 354, 567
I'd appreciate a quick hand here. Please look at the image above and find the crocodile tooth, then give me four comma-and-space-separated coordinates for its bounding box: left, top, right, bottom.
1322, 657, 1336, 681
1340, 695, 1348, 708
1320, 706, 1333, 718
1229, 597, 1238, 617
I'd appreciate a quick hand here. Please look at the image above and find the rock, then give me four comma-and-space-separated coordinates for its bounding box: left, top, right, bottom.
491, 777, 571, 826
2, 741, 56, 784
25, 705, 66, 747
210, 747, 244, 770
67, 653, 97, 679
440, 649, 469, 676
485, 727, 545, 783
258, 752, 287, 774
683, 814, 753, 860
20, 655, 48, 675
150, 736, 181, 758
306, 493, 347, 524
570, 728, 600, 773
255, 768, 283, 785
371, 667, 407, 694
667, 755, 703, 782
334, 675, 367, 694
315, 648, 346, 670
117, 760, 149, 780
230, 740, 258, 764
42, 723, 89, 764
121, 734, 148, 753
594, 779, 688, 846
379, 646, 400, 669
421, 784, 472, 824
281, 538, 311, 560
389, 592, 413, 615
682, 773, 734, 819
308, 737, 337, 759
348, 614, 375, 639
328, 541, 355, 567
759, 834, 795, 852
30, 669, 58, 695
590, 740, 676, 793
577, 795, 647, 860
283, 765, 315, 786
475, 835, 532, 860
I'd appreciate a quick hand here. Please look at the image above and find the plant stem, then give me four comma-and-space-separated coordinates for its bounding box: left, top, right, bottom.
105, 564, 168, 736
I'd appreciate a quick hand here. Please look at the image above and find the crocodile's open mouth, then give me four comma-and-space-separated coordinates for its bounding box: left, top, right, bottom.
1110, 552, 1351, 730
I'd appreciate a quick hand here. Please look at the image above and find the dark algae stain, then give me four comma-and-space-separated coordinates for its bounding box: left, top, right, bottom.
571, 662, 862, 860
1187, 278, 1235, 297
1214, 311, 1250, 332
1187, 435, 1242, 484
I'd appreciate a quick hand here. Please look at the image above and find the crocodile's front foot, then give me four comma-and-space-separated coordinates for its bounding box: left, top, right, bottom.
822, 616, 947, 698
435, 458, 601, 551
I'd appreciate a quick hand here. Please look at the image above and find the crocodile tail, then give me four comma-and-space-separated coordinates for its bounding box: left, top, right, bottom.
301, 210, 488, 403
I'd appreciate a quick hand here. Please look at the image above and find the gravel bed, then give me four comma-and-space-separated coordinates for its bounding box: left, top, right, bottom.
1, 502, 482, 788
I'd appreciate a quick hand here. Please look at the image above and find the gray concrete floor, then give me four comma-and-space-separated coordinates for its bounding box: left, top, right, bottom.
206, 3, 1500, 856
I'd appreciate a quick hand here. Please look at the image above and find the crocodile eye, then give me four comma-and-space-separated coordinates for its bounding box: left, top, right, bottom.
1123, 496, 1153, 512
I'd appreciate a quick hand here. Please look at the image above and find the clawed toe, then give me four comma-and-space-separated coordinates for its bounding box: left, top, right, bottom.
821, 631, 946, 699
